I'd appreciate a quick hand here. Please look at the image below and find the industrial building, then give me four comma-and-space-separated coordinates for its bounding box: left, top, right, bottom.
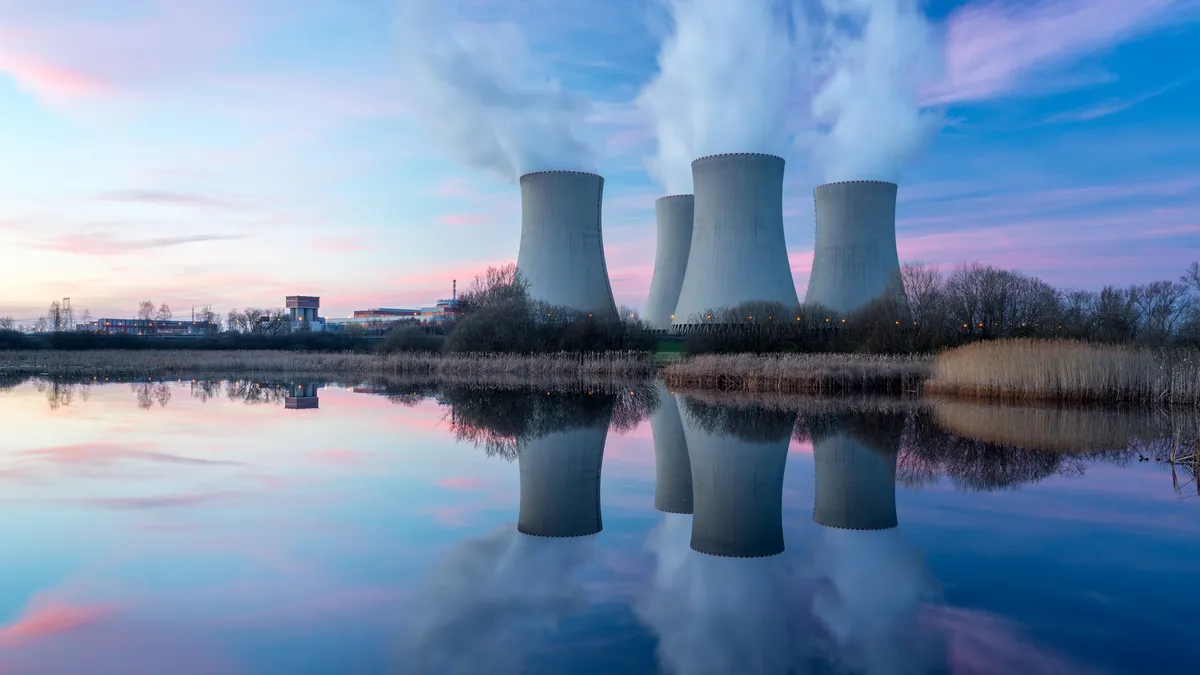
680, 400, 794, 558
516, 417, 609, 538
812, 426, 899, 531
516, 170, 617, 316
78, 318, 218, 338
805, 180, 904, 314
672, 153, 799, 326
644, 194, 694, 330
284, 383, 321, 410
648, 382, 692, 515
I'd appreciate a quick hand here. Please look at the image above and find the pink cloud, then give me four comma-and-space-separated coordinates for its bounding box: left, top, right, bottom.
15, 442, 240, 468
306, 449, 377, 466
0, 597, 113, 646
922, 606, 1098, 674
437, 476, 487, 490
924, 0, 1181, 105
438, 212, 492, 228
0, 52, 111, 101
428, 177, 470, 197
28, 232, 248, 257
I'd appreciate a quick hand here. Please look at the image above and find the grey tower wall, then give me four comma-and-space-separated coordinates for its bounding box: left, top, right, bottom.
517, 416, 609, 538
682, 407, 793, 557
649, 382, 692, 514
644, 195, 694, 329
516, 171, 617, 316
813, 433, 898, 530
805, 181, 902, 314
672, 153, 799, 325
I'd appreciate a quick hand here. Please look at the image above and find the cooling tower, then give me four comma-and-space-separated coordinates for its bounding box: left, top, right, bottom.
813, 433, 898, 531
649, 382, 692, 514
517, 418, 608, 538
805, 180, 903, 314
516, 170, 617, 316
672, 153, 799, 325
681, 404, 794, 557
644, 195, 694, 329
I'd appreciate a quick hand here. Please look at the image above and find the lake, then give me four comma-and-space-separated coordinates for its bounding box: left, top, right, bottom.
0, 377, 1197, 674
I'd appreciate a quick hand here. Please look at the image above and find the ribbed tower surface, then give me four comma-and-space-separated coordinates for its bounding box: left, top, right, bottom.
805, 180, 903, 314
649, 382, 693, 515
516, 417, 610, 538
812, 433, 898, 531
672, 154, 799, 325
681, 405, 794, 558
645, 195, 695, 329
516, 171, 617, 316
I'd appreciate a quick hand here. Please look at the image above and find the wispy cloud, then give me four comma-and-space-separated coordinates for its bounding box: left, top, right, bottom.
14, 442, 243, 469
29, 232, 249, 256
95, 190, 232, 208
438, 213, 492, 228
1040, 76, 1198, 124
70, 491, 244, 510
924, 0, 1187, 105
0, 596, 113, 647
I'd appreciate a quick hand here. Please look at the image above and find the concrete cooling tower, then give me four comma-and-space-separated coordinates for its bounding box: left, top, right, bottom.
681, 406, 794, 557
649, 383, 692, 515
672, 153, 799, 325
517, 419, 609, 538
516, 170, 617, 316
644, 195, 694, 329
813, 433, 898, 531
805, 181, 903, 314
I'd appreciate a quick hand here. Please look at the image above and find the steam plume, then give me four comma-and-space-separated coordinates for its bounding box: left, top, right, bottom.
396, 0, 595, 181
637, 0, 810, 194
404, 524, 594, 673
809, 0, 942, 182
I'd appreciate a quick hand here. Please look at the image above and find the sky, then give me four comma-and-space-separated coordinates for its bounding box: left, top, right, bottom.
1, 0, 1198, 322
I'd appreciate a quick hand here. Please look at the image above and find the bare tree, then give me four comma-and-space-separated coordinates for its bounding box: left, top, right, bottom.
900, 261, 943, 326
155, 303, 173, 321
137, 300, 156, 320
80, 309, 93, 326
47, 301, 64, 332
1133, 280, 1192, 344
0, 316, 13, 330
34, 316, 48, 332
1180, 261, 1200, 295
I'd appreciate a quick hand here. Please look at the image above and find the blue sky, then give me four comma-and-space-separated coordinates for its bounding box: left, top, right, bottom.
1, 0, 1198, 322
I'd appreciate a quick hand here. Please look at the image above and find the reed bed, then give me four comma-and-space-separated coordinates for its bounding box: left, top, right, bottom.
0, 349, 654, 384
663, 353, 930, 395
931, 399, 1178, 452
927, 339, 1200, 405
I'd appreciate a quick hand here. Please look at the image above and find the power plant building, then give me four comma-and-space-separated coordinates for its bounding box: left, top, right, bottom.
644, 195, 694, 329
516, 418, 609, 538
672, 153, 799, 325
516, 170, 617, 316
681, 400, 794, 557
805, 181, 903, 314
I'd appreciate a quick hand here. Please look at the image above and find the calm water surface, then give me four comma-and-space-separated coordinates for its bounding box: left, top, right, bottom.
0, 378, 1197, 674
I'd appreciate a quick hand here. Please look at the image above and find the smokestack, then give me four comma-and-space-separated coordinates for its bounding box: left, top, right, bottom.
517, 419, 608, 538
682, 404, 793, 558
805, 181, 902, 314
672, 153, 798, 325
645, 195, 694, 329
517, 170, 617, 316
649, 382, 692, 514
813, 433, 898, 531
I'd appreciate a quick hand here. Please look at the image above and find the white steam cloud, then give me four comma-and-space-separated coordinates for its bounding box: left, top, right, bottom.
638, 0, 941, 190
396, 0, 594, 182
635, 514, 811, 674
812, 526, 943, 674
636, 0, 810, 194
809, 0, 942, 182
404, 524, 595, 673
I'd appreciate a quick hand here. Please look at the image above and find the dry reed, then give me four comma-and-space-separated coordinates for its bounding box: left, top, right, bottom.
931, 399, 1172, 452
663, 353, 930, 395
0, 350, 654, 384
927, 339, 1200, 405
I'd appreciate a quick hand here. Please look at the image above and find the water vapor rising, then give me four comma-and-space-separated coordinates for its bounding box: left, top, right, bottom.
637, 0, 809, 194
404, 524, 594, 673
809, 0, 942, 182
396, 0, 594, 181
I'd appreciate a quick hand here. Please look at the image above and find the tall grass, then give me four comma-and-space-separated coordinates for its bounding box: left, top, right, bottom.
663, 352, 930, 395
928, 339, 1200, 405
0, 349, 654, 383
